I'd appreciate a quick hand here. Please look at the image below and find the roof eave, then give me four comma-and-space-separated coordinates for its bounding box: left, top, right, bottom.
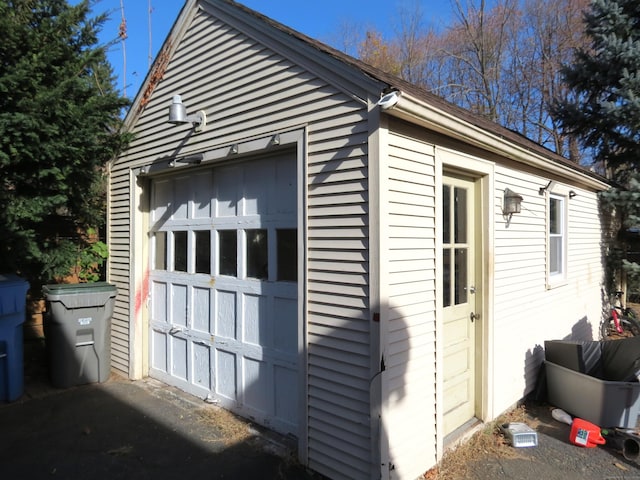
384, 91, 609, 191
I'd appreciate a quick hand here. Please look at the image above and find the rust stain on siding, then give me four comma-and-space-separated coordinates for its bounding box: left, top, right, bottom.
137, 39, 173, 115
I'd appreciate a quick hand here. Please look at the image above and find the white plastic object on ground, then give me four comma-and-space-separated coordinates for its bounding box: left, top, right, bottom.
551, 408, 573, 425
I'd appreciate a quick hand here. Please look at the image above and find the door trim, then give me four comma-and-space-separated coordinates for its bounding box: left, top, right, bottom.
435, 146, 495, 459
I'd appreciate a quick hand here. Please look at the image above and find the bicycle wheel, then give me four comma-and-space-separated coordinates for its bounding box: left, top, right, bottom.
601, 317, 614, 339
620, 314, 640, 336
626, 306, 639, 321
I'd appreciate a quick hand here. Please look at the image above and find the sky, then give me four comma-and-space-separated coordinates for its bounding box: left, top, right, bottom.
78, 0, 457, 97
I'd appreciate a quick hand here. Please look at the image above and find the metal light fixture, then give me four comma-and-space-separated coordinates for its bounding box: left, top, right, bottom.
377, 90, 400, 110
503, 188, 523, 217
539, 180, 553, 196
168, 95, 207, 132
168, 153, 204, 168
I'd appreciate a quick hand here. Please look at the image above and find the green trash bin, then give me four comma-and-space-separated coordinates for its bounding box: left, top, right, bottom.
43, 283, 116, 388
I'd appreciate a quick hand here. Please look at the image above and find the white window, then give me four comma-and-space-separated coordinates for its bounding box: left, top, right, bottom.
548, 194, 566, 281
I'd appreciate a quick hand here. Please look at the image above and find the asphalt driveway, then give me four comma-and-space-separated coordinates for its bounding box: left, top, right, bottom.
458, 403, 640, 480
1, 339, 319, 480
4, 339, 640, 480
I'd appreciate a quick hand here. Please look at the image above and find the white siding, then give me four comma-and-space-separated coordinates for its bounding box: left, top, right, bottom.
109, 4, 384, 480
492, 166, 604, 415
381, 130, 438, 479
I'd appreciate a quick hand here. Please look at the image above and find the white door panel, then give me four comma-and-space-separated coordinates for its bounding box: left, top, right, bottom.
148, 153, 299, 436
442, 174, 478, 436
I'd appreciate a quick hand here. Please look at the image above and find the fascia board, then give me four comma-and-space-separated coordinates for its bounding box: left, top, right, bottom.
387, 92, 609, 192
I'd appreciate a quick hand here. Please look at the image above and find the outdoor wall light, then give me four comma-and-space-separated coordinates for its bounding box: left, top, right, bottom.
539, 180, 553, 195
168, 153, 204, 168
168, 95, 207, 132
378, 90, 400, 110
569, 190, 577, 199
503, 188, 523, 218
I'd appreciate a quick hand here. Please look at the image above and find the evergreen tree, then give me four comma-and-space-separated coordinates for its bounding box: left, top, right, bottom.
552, 0, 640, 174
0, 0, 130, 286
552, 0, 640, 292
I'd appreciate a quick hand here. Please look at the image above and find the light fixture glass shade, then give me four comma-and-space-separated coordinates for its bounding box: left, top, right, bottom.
503, 188, 523, 214
168, 95, 188, 124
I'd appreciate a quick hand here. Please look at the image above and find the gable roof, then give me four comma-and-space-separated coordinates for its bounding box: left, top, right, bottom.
124, 0, 609, 190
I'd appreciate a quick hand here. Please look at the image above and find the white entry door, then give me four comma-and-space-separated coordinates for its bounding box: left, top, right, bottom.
148, 153, 299, 436
442, 174, 478, 436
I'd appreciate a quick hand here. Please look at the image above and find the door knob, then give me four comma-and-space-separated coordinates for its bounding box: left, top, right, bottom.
470, 312, 480, 322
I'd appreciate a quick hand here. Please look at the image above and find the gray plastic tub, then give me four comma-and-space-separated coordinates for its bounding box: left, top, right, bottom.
546, 360, 640, 429
43, 283, 116, 388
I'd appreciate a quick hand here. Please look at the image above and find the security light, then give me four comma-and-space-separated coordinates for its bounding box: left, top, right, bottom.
168, 95, 206, 132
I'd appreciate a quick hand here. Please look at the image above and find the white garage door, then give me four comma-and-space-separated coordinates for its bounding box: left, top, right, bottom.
148, 153, 299, 436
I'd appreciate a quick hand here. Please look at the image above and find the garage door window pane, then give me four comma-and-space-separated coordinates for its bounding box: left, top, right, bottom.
247, 229, 268, 279
195, 230, 211, 274
155, 232, 166, 270
443, 249, 451, 307
174, 231, 187, 272
219, 230, 237, 276
277, 229, 297, 282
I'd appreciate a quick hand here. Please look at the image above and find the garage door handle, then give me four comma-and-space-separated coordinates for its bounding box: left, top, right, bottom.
76, 341, 95, 347
169, 327, 183, 335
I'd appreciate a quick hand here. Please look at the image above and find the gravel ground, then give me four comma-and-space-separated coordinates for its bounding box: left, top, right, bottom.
427, 401, 640, 480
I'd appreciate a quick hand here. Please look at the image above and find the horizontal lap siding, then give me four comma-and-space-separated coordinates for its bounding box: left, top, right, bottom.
383, 132, 437, 479
109, 8, 376, 480
493, 167, 604, 414
107, 166, 132, 374
107, 160, 135, 374
307, 120, 372, 480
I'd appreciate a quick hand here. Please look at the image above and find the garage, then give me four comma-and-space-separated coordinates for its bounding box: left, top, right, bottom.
147, 152, 299, 436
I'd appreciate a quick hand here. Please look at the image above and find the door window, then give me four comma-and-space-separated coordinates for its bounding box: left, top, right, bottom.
277, 229, 297, 282
246, 229, 268, 279
218, 230, 237, 276
154, 231, 167, 270
173, 231, 187, 272
194, 230, 211, 274
443, 184, 470, 307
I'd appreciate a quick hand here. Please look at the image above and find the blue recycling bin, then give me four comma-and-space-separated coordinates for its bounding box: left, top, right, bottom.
0, 274, 30, 402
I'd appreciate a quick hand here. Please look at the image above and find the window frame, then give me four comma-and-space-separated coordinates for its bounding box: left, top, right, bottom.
547, 192, 567, 287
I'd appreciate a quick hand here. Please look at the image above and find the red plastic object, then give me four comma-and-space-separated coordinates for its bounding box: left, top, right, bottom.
570, 418, 606, 448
